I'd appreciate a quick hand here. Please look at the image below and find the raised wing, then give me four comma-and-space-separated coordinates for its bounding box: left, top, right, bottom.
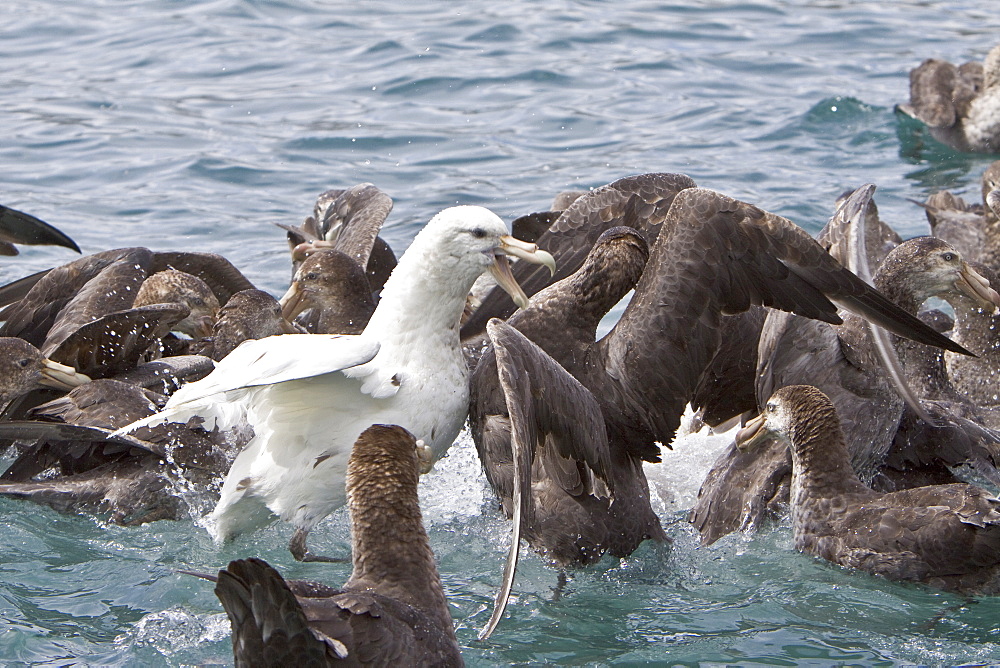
327, 183, 394, 270
597, 187, 969, 448
0, 248, 152, 346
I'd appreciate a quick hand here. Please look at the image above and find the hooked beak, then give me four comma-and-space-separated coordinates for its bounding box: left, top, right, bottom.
500, 236, 556, 276
188, 314, 216, 339
278, 281, 308, 321
489, 236, 557, 310
735, 412, 768, 452
39, 358, 91, 391
957, 262, 1000, 312
415, 439, 434, 474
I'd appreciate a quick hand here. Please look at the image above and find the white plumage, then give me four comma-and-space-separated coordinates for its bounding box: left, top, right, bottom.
118, 205, 553, 560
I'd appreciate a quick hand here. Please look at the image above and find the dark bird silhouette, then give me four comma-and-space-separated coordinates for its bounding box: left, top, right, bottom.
738, 385, 1000, 593
205, 425, 463, 667
278, 250, 376, 334
0, 377, 241, 525
690, 187, 995, 546
277, 183, 397, 294
897, 44, 1000, 153
191, 289, 299, 362
470, 182, 970, 636
0, 204, 80, 256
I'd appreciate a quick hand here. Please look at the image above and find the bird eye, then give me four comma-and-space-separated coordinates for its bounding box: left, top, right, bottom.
17, 358, 31, 368
192, 297, 206, 307
305, 272, 318, 281
470, 228, 488, 239
766, 403, 776, 413
942, 252, 956, 262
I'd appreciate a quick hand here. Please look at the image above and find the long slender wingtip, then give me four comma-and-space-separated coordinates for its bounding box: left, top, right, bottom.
478, 485, 523, 641
176, 568, 219, 583
0, 205, 81, 253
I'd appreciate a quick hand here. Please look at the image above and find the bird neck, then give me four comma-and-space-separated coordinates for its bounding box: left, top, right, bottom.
870, 258, 957, 399
872, 261, 923, 315
507, 248, 642, 372
363, 244, 482, 346
345, 464, 453, 633
788, 405, 870, 499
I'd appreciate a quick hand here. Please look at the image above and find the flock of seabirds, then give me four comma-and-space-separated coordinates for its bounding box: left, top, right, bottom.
1, 44, 1000, 666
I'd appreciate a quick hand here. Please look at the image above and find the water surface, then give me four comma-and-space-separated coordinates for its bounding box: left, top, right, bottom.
3, 1, 1000, 665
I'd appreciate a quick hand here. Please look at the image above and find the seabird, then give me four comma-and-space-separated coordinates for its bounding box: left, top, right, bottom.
0, 378, 238, 525
133, 268, 221, 340
202, 425, 462, 667
278, 249, 376, 334
191, 289, 300, 362
691, 189, 902, 431
471, 184, 969, 637
915, 160, 1000, 268
738, 385, 1000, 594
692, 225, 994, 545
0, 337, 91, 413
278, 183, 397, 293
897, 44, 1000, 153
119, 206, 555, 562
0, 247, 253, 375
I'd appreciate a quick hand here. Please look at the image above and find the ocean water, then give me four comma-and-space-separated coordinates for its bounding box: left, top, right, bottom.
3, 0, 1000, 665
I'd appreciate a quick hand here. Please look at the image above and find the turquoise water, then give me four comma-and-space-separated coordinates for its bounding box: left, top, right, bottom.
4, 0, 1000, 664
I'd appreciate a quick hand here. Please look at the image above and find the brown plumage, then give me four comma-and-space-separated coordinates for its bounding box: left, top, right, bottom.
0, 337, 90, 413
133, 268, 221, 339
897, 44, 1000, 153
470, 180, 971, 634
279, 249, 376, 334
692, 233, 994, 545
689, 187, 898, 432
279, 183, 397, 293
0, 378, 240, 525
0, 247, 253, 377
738, 385, 1000, 593
460, 172, 697, 339
211, 425, 463, 667
192, 289, 299, 362
471, 228, 660, 576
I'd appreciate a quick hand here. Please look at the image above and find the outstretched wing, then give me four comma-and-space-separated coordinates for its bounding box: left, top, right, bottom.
597, 187, 968, 448
327, 183, 394, 271
116, 334, 379, 435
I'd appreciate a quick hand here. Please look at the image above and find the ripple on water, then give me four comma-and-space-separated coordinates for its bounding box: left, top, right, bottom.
3, 0, 1000, 665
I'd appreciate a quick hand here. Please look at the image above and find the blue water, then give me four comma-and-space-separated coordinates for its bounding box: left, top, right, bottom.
4, 0, 1000, 665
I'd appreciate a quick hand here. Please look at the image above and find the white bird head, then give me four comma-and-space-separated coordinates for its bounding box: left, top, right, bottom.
407, 205, 555, 308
